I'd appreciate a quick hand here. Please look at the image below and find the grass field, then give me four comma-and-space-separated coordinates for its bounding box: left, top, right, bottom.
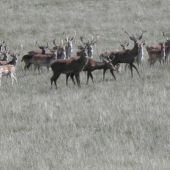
1, 0, 170, 169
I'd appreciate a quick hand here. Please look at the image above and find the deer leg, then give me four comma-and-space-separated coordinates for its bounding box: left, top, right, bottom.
51, 73, 60, 89
103, 69, 107, 81
129, 63, 133, 77
66, 74, 70, 86
131, 63, 140, 77
75, 74, 80, 87
88, 71, 93, 84
70, 74, 76, 85
11, 73, 17, 84
110, 70, 116, 80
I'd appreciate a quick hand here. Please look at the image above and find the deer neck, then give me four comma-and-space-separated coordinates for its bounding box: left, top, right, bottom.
131, 42, 139, 56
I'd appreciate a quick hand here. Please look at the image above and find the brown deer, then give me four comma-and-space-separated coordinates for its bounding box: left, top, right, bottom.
50, 38, 89, 89
147, 41, 165, 66
109, 30, 146, 77
66, 57, 119, 85
0, 53, 19, 86
21, 41, 49, 71
30, 49, 58, 73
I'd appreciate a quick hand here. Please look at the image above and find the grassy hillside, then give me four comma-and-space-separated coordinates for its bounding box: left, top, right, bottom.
1, 0, 170, 169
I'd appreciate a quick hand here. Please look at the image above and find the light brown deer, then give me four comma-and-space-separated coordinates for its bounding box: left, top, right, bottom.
0, 53, 19, 86
147, 41, 165, 66
21, 41, 49, 71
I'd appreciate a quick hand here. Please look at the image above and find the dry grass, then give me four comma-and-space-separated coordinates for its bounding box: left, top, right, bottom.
0, 0, 170, 169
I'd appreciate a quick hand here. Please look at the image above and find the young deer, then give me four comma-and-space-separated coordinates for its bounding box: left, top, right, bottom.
0, 53, 19, 86
50, 38, 89, 89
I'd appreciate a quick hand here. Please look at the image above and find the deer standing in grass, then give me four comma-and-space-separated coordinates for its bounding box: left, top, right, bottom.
21, 41, 49, 71
78, 34, 99, 58
109, 30, 146, 77
147, 41, 165, 66
66, 51, 118, 85
0, 53, 19, 86
30, 49, 58, 73
65, 31, 76, 59
50, 38, 89, 89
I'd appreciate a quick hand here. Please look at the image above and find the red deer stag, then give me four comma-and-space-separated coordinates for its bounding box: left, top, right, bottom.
50, 38, 89, 89
109, 30, 146, 77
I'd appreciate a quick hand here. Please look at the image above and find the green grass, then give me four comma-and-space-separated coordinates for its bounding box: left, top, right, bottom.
0, 0, 170, 169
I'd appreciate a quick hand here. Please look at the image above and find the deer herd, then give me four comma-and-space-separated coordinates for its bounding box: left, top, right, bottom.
0, 30, 169, 89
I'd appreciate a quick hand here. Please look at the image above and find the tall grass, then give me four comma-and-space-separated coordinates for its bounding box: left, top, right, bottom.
0, 0, 170, 169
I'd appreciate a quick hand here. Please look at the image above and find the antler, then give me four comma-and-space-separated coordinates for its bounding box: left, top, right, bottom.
138, 30, 146, 40
53, 39, 57, 46
4, 45, 7, 52
163, 32, 169, 40
35, 41, 42, 48
125, 31, 136, 41
74, 37, 84, 50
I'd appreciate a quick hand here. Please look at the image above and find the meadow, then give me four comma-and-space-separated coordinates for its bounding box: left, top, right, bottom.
1, 0, 170, 169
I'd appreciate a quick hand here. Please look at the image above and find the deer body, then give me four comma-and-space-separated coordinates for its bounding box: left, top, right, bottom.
50, 46, 88, 89
30, 50, 58, 73
0, 53, 19, 86
66, 57, 117, 85
147, 42, 165, 66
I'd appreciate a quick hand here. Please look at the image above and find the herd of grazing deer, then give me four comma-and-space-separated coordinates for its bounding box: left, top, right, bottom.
0, 30, 169, 89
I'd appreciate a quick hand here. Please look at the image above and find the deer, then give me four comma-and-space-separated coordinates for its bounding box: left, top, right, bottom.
109, 30, 146, 77
66, 56, 119, 85
78, 34, 99, 58
21, 41, 49, 71
124, 41, 145, 71
52, 39, 66, 59
30, 49, 58, 73
50, 37, 89, 89
65, 31, 76, 59
0, 53, 19, 86
147, 41, 165, 67
146, 32, 170, 64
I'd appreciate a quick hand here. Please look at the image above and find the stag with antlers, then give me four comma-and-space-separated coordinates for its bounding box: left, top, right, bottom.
50, 37, 89, 89
109, 30, 146, 77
